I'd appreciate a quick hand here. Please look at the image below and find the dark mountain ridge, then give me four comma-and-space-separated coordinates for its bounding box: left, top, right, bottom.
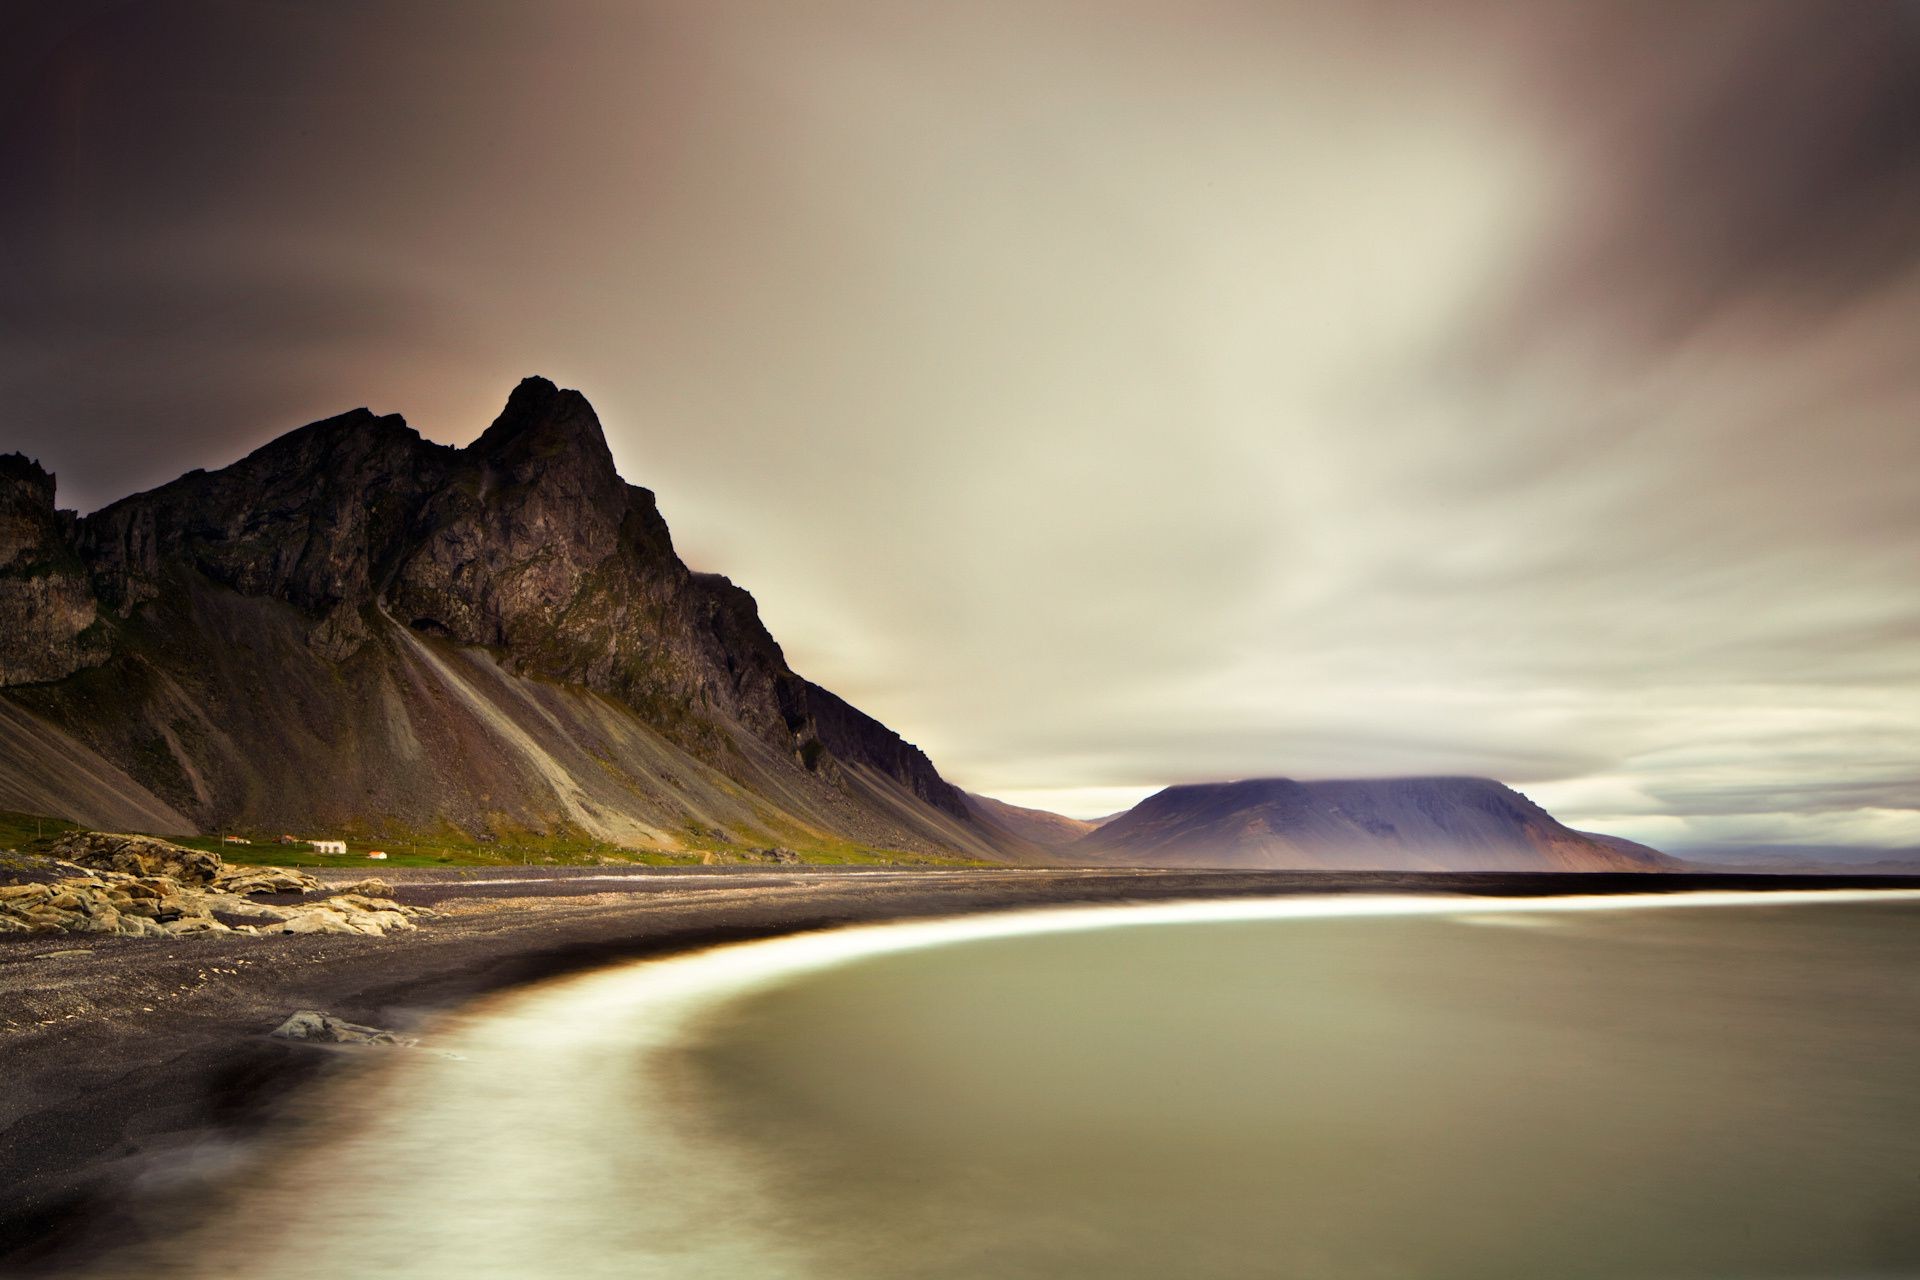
0, 378, 996, 857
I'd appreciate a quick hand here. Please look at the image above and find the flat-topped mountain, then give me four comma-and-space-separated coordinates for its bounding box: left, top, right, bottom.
1071, 776, 1677, 872
0, 378, 1006, 859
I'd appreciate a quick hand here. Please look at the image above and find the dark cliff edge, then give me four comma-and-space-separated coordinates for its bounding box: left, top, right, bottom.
1071, 776, 1680, 872
0, 378, 1005, 860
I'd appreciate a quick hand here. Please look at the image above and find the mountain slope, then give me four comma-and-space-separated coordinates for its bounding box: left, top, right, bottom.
962, 792, 1097, 855
1072, 776, 1676, 871
0, 379, 1005, 859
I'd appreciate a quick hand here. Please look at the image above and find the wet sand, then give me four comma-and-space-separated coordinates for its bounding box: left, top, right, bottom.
4, 865, 1918, 1273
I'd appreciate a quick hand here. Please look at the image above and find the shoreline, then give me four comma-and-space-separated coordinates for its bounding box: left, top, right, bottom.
6, 865, 1920, 1273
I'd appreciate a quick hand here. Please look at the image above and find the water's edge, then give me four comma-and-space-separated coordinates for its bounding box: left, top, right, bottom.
95, 887, 1920, 1279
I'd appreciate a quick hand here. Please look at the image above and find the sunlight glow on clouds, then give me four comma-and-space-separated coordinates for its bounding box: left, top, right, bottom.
3, 1, 1916, 852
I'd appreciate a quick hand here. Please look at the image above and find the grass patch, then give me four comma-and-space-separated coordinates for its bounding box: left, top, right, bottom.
167, 828, 701, 869
0, 807, 989, 870
0, 809, 83, 855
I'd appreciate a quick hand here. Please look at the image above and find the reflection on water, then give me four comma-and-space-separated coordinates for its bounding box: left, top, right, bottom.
114, 893, 1920, 1279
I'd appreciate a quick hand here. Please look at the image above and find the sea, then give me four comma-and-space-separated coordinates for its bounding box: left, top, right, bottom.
129, 891, 1920, 1280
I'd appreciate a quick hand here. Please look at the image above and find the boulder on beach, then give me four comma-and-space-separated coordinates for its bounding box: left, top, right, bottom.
269, 893, 421, 936
270, 1010, 416, 1047
338, 877, 393, 898
0, 835, 425, 938
213, 865, 323, 896
48, 832, 224, 886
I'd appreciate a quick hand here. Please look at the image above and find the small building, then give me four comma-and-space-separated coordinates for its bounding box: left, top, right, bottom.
222, 835, 251, 845
276, 834, 297, 845
310, 839, 347, 855
366, 850, 388, 860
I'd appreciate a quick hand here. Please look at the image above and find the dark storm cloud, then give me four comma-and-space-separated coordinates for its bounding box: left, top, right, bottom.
0, 1, 1914, 850
1487, 1, 1920, 350
0, 2, 477, 505
0, 252, 464, 509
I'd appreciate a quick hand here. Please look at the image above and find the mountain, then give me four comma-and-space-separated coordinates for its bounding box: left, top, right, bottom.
1579, 831, 1675, 866
0, 378, 1007, 860
1070, 776, 1678, 871
963, 791, 1098, 852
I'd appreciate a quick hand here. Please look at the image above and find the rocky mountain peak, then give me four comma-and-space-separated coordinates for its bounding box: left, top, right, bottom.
0, 379, 996, 858
0, 453, 57, 512
470, 376, 619, 478
0, 453, 106, 685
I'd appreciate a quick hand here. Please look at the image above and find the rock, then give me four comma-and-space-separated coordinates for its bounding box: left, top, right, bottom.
0, 454, 109, 686
282, 896, 415, 936
337, 877, 392, 897
162, 915, 229, 936
270, 1010, 415, 1047
212, 865, 323, 896
19, 905, 74, 931
245, 890, 423, 937
0, 849, 426, 939
275, 910, 362, 935
50, 832, 223, 886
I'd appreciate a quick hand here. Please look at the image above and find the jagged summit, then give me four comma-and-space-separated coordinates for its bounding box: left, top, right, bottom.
470, 376, 620, 475
0, 381, 998, 859
0, 452, 56, 502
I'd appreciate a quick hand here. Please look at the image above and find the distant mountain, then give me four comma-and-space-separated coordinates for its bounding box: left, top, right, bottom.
964, 792, 1098, 852
1580, 831, 1674, 865
1070, 777, 1678, 872
0, 378, 1010, 860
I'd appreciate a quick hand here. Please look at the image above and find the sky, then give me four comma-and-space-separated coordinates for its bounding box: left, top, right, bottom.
2, 1, 1916, 852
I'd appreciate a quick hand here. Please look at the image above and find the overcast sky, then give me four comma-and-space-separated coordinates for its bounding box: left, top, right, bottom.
3, 1, 1916, 850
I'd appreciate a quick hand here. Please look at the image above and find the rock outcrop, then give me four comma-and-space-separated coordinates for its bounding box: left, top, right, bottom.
270, 1010, 416, 1046
212, 864, 325, 896
0, 455, 108, 685
0, 836, 425, 937
0, 379, 1005, 860
51, 831, 224, 885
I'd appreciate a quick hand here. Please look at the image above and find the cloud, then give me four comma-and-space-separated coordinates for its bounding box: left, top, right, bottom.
1, 1, 1914, 846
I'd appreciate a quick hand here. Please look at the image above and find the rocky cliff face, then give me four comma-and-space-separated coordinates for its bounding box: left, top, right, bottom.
1072, 776, 1677, 872
0, 456, 108, 685
0, 379, 988, 856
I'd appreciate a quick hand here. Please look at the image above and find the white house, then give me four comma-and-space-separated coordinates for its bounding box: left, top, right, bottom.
310, 839, 347, 855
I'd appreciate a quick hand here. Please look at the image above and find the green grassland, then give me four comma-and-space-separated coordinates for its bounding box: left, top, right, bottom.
0, 810, 82, 856
0, 809, 987, 870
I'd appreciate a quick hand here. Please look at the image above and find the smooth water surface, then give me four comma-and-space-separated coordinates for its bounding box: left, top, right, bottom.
128, 893, 1920, 1280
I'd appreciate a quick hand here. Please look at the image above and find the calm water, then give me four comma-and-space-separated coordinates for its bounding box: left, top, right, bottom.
131, 893, 1920, 1280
